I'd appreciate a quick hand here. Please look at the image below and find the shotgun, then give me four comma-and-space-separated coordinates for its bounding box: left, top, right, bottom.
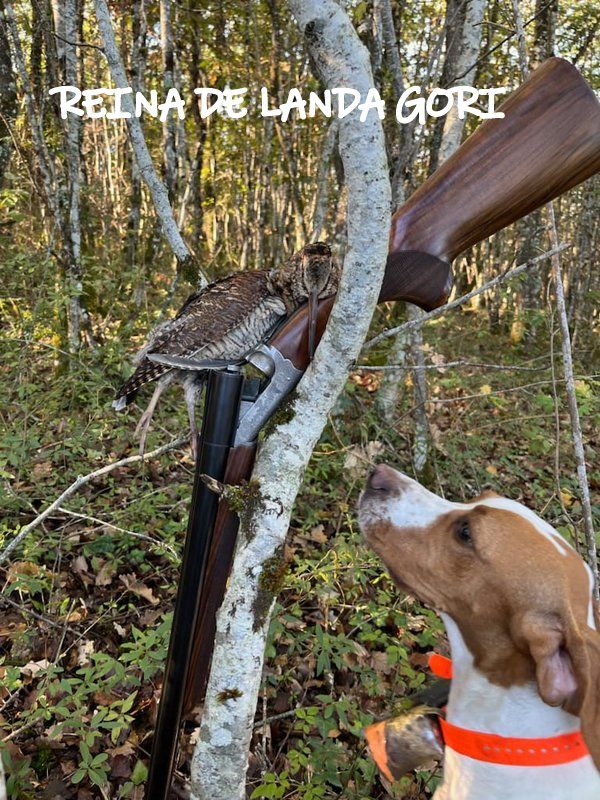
145, 56, 600, 799
182, 57, 600, 715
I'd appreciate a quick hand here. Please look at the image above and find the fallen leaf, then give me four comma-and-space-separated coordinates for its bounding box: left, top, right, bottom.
107, 741, 136, 758
119, 574, 160, 605
65, 608, 84, 622
486, 465, 498, 476
110, 754, 132, 779
32, 461, 53, 478
77, 640, 95, 667
6, 561, 41, 582
560, 489, 575, 507
430, 353, 447, 368
138, 609, 161, 627
343, 447, 362, 474
365, 440, 384, 461
369, 651, 394, 675
307, 525, 327, 544
21, 659, 50, 678
73, 555, 89, 575
95, 560, 116, 587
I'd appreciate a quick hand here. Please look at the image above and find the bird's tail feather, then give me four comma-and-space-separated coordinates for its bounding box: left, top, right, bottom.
113, 360, 170, 411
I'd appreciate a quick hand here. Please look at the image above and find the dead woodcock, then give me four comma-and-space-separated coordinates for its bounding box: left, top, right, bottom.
113, 242, 339, 455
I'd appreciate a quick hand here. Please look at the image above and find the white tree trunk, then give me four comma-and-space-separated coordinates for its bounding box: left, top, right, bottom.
0, 10, 17, 185
50, 0, 66, 66
3, 1, 60, 230
94, 0, 205, 286
310, 118, 338, 241
438, 0, 487, 162
160, 0, 177, 198
64, 0, 82, 350
189, 3, 391, 798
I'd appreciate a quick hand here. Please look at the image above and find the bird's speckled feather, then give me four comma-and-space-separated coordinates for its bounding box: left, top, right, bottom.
114, 272, 285, 406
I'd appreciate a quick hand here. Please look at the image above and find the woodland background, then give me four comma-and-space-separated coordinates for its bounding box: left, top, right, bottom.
0, 0, 598, 798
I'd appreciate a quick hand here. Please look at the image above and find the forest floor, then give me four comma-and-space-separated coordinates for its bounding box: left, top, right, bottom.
1, 252, 599, 799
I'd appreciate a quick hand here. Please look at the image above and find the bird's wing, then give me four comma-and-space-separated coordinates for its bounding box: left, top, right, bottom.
114, 272, 285, 406
146, 272, 283, 358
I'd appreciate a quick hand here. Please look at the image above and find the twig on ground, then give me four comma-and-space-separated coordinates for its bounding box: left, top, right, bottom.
0, 594, 62, 629
355, 360, 550, 372
0, 437, 187, 566
252, 707, 301, 729
56, 507, 178, 558
365, 244, 570, 350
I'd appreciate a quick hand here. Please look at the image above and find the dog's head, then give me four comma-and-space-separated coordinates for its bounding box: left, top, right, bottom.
358, 464, 600, 768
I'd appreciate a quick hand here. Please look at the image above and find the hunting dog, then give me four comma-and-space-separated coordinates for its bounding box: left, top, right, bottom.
358, 464, 600, 800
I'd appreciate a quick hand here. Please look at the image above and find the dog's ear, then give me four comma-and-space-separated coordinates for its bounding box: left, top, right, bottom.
564, 618, 600, 770
516, 610, 600, 770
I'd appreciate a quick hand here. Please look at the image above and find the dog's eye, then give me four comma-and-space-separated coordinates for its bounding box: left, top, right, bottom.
455, 520, 473, 546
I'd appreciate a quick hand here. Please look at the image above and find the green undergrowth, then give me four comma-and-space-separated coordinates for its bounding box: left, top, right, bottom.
1, 249, 599, 799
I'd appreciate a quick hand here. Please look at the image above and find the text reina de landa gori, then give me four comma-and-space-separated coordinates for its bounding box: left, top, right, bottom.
48, 85, 508, 124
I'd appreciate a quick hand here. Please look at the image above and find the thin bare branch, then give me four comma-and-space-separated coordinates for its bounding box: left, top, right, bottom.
1, 437, 187, 565
546, 203, 598, 593
365, 244, 570, 349
56, 507, 178, 558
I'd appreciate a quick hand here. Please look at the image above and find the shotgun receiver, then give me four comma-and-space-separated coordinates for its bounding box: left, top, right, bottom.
180, 57, 600, 714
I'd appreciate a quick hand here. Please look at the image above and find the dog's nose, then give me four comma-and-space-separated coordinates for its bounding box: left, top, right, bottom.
367, 464, 397, 493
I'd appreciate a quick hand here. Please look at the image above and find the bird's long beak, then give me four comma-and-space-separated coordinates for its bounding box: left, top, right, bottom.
308, 287, 319, 360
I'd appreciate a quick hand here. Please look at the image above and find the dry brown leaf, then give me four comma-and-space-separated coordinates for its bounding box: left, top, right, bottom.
73, 555, 89, 575
0, 621, 26, 637
21, 659, 50, 678
110, 755, 132, 780
343, 446, 362, 474
6, 561, 41, 582
32, 461, 53, 478
365, 440, 384, 461
65, 608, 84, 622
119, 573, 160, 605
138, 608, 161, 627
77, 639, 95, 667
369, 651, 394, 675
107, 741, 136, 757
307, 524, 328, 544
95, 559, 116, 587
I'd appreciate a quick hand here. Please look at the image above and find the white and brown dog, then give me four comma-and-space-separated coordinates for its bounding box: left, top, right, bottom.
358, 464, 600, 800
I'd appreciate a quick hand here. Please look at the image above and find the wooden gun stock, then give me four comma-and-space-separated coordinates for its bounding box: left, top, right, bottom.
381, 57, 600, 309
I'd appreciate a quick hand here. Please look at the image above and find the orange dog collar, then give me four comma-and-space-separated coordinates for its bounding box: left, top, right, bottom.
439, 718, 589, 766
428, 653, 590, 767
427, 652, 453, 679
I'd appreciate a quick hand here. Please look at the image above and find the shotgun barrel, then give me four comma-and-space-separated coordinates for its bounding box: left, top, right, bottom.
146, 370, 244, 798
183, 441, 258, 712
